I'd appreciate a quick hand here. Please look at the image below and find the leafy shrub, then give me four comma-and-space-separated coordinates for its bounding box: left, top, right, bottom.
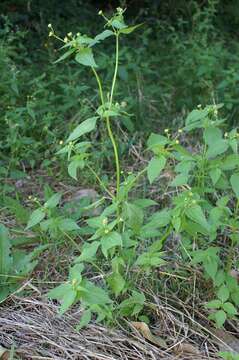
24, 8, 239, 330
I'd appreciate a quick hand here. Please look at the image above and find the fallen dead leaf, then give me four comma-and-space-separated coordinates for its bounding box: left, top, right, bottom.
131, 321, 167, 348
0, 346, 9, 360
211, 328, 239, 354
174, 342, 200, 355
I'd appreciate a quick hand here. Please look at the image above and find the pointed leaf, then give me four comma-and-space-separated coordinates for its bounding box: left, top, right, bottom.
67, 117, 98, 142
147, 156, 166, 184
101, 232, 122, 258
75, 48, 97, 67
26, 208, 45, 229
0, 225, 12, 275
230, 173, 239, 199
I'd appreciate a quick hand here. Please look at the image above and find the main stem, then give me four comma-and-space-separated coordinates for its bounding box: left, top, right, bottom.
92, 34, 121, 199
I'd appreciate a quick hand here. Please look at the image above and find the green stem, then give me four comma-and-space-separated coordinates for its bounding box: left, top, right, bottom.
92, 67, 105, 106
110, 34, 119, 106
226, 199, 239, 272
92, 34, 121, 199
107, 33, 120, 197
87, 164, 115, 199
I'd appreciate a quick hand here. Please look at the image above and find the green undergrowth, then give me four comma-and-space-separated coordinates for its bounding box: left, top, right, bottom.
1, 8, 238, 338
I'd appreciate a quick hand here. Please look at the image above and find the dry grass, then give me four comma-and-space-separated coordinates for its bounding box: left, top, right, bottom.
0, 289, 226, 360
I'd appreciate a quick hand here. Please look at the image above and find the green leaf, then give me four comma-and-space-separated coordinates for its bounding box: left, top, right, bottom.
81, 280, 112, 305
135, 251, 166, 268
0, 225, 12, 275
111, 19, 127, 29
185, 108, 210, 130
48, 283, 72, 300
147, 133, 168, 148
44, 193, 62, 209
133, 198, 157, 208
26, 208, 45, 229
59, 218, 80, 231
101, 232, 122, 258
68, 158, 85, 180
206, 299, 222, 309
204, 127, 222, 146
67, 117, 98, 142
217, 286, 230, 302
222, 302, 238, 316
185, 204, 209, 231
209, 168, 222, 185
147, 156, 166, 184
54, 48, 75, 63
124, 203, 144, 234
214, 310, 227, 328
221, 154, 239, 170
75, 47, 97, 67
76, 309, 91, 330
170, 173, 189, 187
59, 288, 77, 315
107, 272, 125, 296
119, 23, 143, 34
69, 263, 84, 282
90, 30, 114, 46
204, 258, 218, 280
76, 241, 100, 262
230, 173, 239, 199
206, 140, 228, 159
143, 209, 171, 230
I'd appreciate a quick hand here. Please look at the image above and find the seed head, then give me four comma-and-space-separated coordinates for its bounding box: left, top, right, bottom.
98, 10, 103, 15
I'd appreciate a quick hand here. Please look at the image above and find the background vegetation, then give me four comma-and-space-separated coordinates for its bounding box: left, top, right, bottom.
0, 1, 239, 359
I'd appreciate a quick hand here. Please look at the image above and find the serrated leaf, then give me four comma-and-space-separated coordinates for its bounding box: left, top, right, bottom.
77, 309, 91, 330
0, 225, 12, 275
67, 117, 98, 142
76, 241, 100, 262
68, 159, 84, 180
119, 23, 143, 34
59, 288, 77, 315
147, 133, 168, 148
206, 299, 222, 309
217, 286, 230, 302
75, 47, 97, 67
26, 208, 45, 229
185, 204, 209, 231
54, 48, 75, 63
59, 218, 80, 231
222, 302, 238, 316
90, 30, 114, 46
209, 168, 222, 185
206, 140, 228, 159
107, 272, 125, 296
124, 203, 144, 234
230, 173, 239, 199
133, 198, 157, 208
204, 127, 223, 146
44, 193, 62, 209
147, 156, 166, 184
101, 232, 122, 258
170, 173, 189, 187
214, 310, 227, 328
204, 258, 218, 280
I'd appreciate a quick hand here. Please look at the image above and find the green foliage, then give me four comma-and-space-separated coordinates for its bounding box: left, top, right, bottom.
31, 7, 239, 330
1, 3, 239, 335
0, 224, 46, 302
